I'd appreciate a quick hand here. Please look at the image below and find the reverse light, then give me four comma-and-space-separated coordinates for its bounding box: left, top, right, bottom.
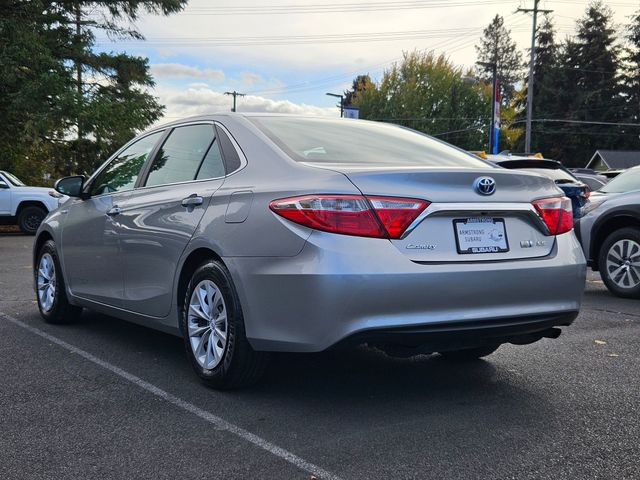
532, 196, 573, 235
269, 195, 429, 239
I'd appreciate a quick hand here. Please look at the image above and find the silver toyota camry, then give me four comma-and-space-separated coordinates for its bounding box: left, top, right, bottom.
34, 114, 586, 389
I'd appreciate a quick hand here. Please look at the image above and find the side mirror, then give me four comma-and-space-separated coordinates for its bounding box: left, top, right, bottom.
0, 180, 9, 189
54, 175, 85, 197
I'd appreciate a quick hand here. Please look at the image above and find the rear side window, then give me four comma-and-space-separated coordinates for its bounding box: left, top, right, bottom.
249, 116, 487, 168
196, 139, 225, 180
216, 125, 242, 173
146, 125, 216, 187
90, 131, 163, 196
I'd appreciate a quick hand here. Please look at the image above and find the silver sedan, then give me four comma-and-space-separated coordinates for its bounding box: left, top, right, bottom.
34, 114, 586, 388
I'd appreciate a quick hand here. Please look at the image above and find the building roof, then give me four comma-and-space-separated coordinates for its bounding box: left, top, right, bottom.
587, 150, 640, 170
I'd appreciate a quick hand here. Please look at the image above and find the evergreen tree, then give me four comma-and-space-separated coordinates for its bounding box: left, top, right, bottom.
555, 1, 626, 165
0, 1, 187, 184
343, 75, 375, 107
623, 9, 640, 123
475, 15, 523, 103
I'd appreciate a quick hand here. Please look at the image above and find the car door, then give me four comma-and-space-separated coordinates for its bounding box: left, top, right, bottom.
61, 131, 164, 306
0, 174, 11, 215
117, 123, 226, 317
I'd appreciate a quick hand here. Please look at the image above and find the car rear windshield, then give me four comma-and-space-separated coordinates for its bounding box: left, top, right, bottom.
249, 117, 488, 168
600, 168, 640, 193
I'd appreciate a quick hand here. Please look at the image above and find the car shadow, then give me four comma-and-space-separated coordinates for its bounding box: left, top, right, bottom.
63, 310, 551, 422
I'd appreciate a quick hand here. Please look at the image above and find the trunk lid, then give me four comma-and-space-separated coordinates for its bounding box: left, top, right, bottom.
313, 165, 564, 262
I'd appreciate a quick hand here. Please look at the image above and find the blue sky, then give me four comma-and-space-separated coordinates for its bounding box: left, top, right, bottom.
92, 0, 638, 121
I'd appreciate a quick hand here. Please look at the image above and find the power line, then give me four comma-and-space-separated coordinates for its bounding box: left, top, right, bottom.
182, 0, 523, 15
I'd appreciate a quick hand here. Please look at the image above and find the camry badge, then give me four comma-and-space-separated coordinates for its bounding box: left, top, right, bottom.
474, 176, 496, 195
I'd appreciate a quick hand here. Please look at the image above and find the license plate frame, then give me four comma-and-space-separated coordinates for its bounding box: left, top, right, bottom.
453, 217, 510, 254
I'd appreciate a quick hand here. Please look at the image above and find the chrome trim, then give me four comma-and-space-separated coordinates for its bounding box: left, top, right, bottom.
400, 202, 549, 239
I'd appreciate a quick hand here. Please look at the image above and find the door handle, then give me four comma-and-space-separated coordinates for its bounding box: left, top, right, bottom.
106, 206, 122, 216
181, 194, 204, 207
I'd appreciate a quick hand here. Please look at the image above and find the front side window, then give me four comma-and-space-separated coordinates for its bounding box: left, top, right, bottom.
145, 125, 218, 187
90, 131, 163, 196
3, 172, 25, 186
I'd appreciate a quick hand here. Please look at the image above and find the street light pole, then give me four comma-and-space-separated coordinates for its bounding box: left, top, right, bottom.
326, 92, 344, 117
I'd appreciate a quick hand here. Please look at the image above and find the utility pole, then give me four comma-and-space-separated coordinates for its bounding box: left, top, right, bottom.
326, 92, 344, 117
519, 0, 552, 154
477, 62, 499, 154
224, 91, 245, 112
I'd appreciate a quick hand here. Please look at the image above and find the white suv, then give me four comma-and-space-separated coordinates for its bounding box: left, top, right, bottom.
0, 171, 67, 234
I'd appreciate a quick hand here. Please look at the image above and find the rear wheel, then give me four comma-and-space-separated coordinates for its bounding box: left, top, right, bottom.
180, 261, 269, 389
599, 227, 640, 298
19, 206, 47, 234
439, 345, 500, 361
35, 240, 82, 323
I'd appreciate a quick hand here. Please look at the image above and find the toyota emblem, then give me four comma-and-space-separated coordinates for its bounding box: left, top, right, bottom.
474, 177, 496, 195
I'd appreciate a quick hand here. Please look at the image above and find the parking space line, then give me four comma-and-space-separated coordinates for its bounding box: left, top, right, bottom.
0, 312, 343, 480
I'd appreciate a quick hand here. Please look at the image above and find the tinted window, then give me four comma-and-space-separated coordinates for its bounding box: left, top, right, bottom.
249, 117, 487, 168
146, 125, 215, 187
3, 172, 25, 186
579, 176, 606, 191
216, 126, 242, 173
90, 131, 163, 196
196, 139, 225, 180
601, 168, 640, 193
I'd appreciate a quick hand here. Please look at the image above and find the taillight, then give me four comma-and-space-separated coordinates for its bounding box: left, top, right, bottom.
269, 195, 429, 239
532, 196, 573, 235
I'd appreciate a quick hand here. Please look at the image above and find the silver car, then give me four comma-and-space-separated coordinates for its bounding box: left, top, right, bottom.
577, 166, 640, 298
34, 114, 586, 388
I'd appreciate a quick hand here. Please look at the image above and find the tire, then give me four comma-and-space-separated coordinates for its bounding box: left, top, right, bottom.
18, 206, 47, 235
598, 227, 640, 298
439, 345, 500, 361
35, 240, 82, 324
180, 261, 269, 389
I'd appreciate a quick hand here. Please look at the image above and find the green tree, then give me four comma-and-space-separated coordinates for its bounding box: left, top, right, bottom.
358, 51, 491, 150
0, 0, 187, 184
514, 17, 565, 156
343, 75, 375, 107
475, 14, 523, 103
550, 1, 627, 165
623, 9, 640, 123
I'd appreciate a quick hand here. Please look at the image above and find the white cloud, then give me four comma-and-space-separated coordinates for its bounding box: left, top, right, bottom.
154, 85, 337, 122
240, 71, 263, 86
151, 63, 225, 82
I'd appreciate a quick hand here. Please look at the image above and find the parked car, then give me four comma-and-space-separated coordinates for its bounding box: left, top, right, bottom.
570, 170, 608, 191
489, 156, 590, 218
0, 170, 67, 234
577, 166, 640, 298
34, 114, 586, 389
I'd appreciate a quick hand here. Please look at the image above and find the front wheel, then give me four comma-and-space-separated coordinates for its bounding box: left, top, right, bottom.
35, 240, 82, 323
19, 206, 47, 234
598, 227, 640, 298
180, 261, 269, 389
439, 345, 500, 361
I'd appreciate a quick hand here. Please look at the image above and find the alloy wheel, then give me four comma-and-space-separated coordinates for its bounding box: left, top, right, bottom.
605, 239, 640, 289
37, 253, 56, 312
187, 279, 228, 370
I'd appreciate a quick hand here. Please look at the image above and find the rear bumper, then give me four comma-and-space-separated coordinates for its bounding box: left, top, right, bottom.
225, 231, 586, 353
335, 310, 578, 353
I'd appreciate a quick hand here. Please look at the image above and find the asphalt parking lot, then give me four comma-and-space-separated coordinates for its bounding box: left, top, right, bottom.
1, 232, 639, 480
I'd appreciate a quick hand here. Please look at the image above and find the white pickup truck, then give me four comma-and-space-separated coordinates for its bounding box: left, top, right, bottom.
0, 171, 68, 234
